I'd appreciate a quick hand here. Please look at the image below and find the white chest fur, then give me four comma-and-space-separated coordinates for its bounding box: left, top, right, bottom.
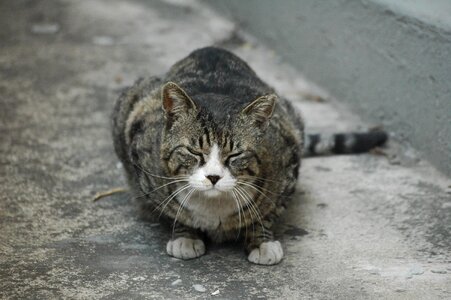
177, 191, 238, 231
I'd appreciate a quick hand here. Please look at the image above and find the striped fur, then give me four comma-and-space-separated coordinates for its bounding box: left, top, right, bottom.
303, 131, 388, 157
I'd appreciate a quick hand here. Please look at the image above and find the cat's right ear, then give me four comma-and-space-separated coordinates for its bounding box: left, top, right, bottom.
241, 94, 277, 130
162, 82, 197, 121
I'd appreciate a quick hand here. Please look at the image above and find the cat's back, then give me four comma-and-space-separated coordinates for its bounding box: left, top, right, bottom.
165, 47, 273, 101
167, 47, 255, 79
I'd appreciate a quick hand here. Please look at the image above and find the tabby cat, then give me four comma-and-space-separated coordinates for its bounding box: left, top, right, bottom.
112, 47, 387, 265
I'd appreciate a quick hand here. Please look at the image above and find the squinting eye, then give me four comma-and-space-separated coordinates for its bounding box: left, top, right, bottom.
183, 156, 197, 167
229, 157, 248, 170
177, 153, 197, 168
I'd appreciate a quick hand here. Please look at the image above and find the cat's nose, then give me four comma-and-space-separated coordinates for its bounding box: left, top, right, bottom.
206, 175, 221, 185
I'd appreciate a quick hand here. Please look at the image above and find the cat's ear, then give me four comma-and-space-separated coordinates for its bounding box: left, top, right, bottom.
162, 82, 197, 119
241, 94, 277, 129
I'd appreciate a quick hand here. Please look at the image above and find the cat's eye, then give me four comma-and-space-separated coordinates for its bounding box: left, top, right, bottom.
178, 153, 198, 167
182, 156, 197, 167
229, 157, 249, 170
227, 152, 251, 170
174, 150, 199, 169
225, 152, 243, 165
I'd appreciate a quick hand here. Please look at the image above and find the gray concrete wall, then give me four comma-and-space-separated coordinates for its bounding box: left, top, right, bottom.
208, 0, 451, 177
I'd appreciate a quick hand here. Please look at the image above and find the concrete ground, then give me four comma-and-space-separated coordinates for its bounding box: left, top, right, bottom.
0, 0, 450, 299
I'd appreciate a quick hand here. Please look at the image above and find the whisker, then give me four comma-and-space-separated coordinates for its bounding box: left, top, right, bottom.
241, 179, 277, 193
157, 184, 192, 218
238, 185, 271, 239
237, 182, 273, 238
237, 181, 275, 200
235, 185, 263, 237
237, 185, 260, 213
233, 188, 249, 240
131, 161, 188, 180
133, 179, 189, 200
236, 185, 266, 234
239, 177, 292, 198
152, 184, 191, 217
172, 188, 196, 238
230, 190, 242, 240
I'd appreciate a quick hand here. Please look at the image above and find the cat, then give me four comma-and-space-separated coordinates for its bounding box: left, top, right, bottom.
111, 47, 387, 265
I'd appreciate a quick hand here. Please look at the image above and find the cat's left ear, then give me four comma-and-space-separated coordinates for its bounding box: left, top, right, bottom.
241, 94, 277, 129
162, 82, 197, 119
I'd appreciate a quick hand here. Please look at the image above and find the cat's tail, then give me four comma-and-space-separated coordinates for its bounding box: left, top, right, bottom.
303, 130, 388, 157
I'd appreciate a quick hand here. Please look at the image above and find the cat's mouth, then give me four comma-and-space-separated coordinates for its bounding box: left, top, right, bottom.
202, 188, 223, 198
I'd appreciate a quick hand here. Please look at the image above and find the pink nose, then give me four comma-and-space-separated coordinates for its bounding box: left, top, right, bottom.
206, 175, 221, 185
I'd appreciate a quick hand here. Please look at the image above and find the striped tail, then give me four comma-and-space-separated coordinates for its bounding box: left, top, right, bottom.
303, 130, 388, 157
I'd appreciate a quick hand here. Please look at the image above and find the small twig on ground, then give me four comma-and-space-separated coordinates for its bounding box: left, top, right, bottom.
93, 187, 127, 202
298, 91, 328, 102
370, 147, 388, 157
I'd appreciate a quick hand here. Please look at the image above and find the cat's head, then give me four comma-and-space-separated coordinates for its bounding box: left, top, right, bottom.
160, 82, 277, 198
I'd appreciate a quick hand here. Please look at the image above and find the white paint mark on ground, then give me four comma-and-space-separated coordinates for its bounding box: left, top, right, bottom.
211, 289, 220, 296
171, 279, 182, 286
93, 36, 115, 46
193, 284, 206, 292
31, 23, 60, 34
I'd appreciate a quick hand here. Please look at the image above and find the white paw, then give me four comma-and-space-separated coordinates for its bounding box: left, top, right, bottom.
248, 241, 283, 265
166, 237, 206, 260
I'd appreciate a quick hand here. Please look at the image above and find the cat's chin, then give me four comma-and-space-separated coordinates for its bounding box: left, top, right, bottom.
201, 189, 225, 198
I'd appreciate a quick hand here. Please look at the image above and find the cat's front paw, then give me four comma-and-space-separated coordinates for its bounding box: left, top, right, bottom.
166, 237, 206, 260
247, 241, 283, 265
